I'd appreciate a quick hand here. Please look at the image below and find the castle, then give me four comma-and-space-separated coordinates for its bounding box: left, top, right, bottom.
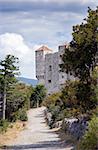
35, 45, 74, 94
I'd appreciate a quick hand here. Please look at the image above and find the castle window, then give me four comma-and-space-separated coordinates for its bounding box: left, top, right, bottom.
70, 72, 72, 75
49, 65, 52, 71
62, 75, 64, 78
48, 80, 51, 83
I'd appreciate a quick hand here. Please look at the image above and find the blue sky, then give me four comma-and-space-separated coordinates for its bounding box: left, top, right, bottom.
0, 0, 97, 79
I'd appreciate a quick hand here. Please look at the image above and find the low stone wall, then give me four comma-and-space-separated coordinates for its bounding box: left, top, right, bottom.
62, 117, 88, 140
52, 120, 62, 128
44, 108, 53, 128
44, 108, 88, 140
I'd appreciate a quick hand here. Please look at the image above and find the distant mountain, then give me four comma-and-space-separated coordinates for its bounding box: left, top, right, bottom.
17, 77, 38, 86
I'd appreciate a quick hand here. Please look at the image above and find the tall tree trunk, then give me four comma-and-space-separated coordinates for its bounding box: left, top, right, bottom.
3, 79, 6, 120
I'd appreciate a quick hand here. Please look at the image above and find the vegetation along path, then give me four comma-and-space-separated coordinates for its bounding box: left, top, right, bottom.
2, 107, 73, 150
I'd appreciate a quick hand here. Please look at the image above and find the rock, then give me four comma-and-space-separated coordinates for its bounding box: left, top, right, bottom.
44, 109, 53, 127
62, 117, 88, 140
53, 120, 63, 128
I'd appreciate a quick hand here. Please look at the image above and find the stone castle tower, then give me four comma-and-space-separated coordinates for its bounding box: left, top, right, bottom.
35, 46, 52, 85
35, 44, 74, 94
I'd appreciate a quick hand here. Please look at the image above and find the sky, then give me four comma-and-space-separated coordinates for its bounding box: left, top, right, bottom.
0, 0, 97, 79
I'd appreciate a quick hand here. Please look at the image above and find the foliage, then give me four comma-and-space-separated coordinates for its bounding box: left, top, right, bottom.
43, 92, 64, 123
12, 109, 28, 122
0, 119, 9, 133
60, 79, 97, 113
0, 55, 32, 122
0, 55, 19, 87
0, 55, 19, 119
60, 7, 98, 81
60, 81, 79, 109
30, 84, 46, 108
43, 92, 61, 108
60, 7, 98, 112
76, 81, 97, 112
79, 116, 98, 150
18, 109, 28, 121
43, 79, 97, 127
63, 108, 81, 118
6, 83, 32, 121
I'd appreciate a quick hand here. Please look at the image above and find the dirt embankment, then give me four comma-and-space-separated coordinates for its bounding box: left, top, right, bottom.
0, 121, 26, 147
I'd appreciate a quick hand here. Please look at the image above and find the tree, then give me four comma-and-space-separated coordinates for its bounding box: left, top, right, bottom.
6, 83, 32, 121
79, 116, 98, 150
0, 55, 19, 119
30, 84, 46, 108
60, 7, 98, 111
60, 81, 78, 109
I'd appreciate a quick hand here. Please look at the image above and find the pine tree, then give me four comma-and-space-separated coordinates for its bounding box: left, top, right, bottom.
60, 7, 98, 111
0, 55, 19, 119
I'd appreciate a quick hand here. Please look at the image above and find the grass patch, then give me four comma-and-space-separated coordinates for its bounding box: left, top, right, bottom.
0, 119, 9, 133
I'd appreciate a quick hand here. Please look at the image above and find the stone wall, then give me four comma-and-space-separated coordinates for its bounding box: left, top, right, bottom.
62, 117, 88, 140
44, 108, 88, 140
58, 45, 69, 88
35, 50, 45, 84
35, 44, 75, 94
45, 52, 59, 94
52, 52, 59, 92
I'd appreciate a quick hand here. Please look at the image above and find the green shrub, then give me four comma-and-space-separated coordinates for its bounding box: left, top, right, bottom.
30, 84, 46, 108
0, 119, 9, 133
6, 83, 32, 121
56, 111, 65, 121
60, 81, 78, 109
11, 109, 28, 122
43, 92, 61, 108
61, 119, 69, 132
18, 109, 28, 121
63, 108, 81, 118
50, 105, 61, 122
79, 116, 98, 150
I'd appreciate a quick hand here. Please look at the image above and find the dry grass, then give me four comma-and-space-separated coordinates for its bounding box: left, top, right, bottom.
0, 121, 26, 147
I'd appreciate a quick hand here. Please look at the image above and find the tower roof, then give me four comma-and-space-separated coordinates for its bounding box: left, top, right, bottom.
59, 42, 68, 47
35, 46, 52, 52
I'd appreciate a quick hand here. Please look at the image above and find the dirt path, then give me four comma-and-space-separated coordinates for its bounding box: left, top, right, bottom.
1, 107, 73, 150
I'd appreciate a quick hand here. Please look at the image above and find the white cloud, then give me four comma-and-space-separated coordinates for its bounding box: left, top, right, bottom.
0, 33, 36, 79
0, 0, 97, 79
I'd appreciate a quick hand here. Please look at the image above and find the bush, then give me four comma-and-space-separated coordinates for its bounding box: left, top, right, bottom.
50, 105, 61, 122
63, 108, 81, 118
6, 83, 32, 121
30, 84, 46, 108
43, 93, 63, 124
60, 81, 78, 109
0, 119, 9, 133
11, 109, 28, 122
18, 109, 28, 121
43, 92, 61, 108
79, 116, 98, 150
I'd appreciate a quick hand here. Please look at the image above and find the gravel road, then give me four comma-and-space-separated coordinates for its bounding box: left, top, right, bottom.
3, 107, 73, 150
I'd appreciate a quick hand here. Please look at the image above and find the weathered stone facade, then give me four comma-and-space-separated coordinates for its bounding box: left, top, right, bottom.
36, 46, 52, 85
35, 45, 73, 94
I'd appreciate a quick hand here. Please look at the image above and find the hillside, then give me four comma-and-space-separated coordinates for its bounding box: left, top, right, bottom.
17, 77, 38, 86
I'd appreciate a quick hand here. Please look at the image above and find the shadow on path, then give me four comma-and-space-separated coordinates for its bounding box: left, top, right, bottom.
1, 140, 70, 150
0, 108, 73, 150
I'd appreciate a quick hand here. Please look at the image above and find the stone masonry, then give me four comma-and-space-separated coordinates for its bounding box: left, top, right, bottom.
35, 45, 74, 94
